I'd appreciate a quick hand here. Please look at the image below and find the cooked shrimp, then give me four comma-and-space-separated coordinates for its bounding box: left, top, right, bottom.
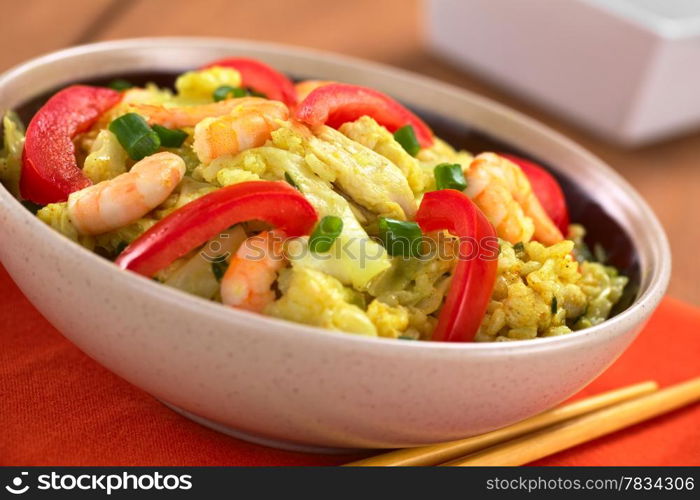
192, 100, 288, 163
221, 230, 287, 313
465, 153, 563, 245
131, 96, 282, 129
67, 152, 185, 235
295, 80, 334, 102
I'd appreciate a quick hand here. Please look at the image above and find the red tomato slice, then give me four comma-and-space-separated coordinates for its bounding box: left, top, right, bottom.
201, 57, 297, 107
115, 181, 317, 277
416, 190, 498, 342
20, 85, 121, 204
294, 83, 434, 147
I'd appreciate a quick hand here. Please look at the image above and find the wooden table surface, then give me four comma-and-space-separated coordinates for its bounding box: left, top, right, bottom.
2, 0, 698, 305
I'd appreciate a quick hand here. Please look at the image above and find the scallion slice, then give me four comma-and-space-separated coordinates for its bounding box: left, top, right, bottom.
309, 215, 344, 253
378, 217, 423, 257
434, 163, 467, 191
152, 124, 188, 148
284, 172, 299, 190
393, 124, 420, 156
108, 113, 160, 161
213, 85, 247, 102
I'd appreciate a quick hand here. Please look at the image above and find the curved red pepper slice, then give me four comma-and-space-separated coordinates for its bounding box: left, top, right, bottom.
416, 190, 498, 342
295, 80, 334, 102
116, 181, 317, 277
501, 154, 570, 235
201, 57, 297, 107
294, 83, 434, 148
20, 85, 122, 204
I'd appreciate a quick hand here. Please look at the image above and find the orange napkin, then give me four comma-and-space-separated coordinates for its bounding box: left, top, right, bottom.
0, 263, 698, 466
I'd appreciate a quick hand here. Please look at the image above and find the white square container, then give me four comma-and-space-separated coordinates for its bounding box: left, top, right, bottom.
426, 0, 700, 146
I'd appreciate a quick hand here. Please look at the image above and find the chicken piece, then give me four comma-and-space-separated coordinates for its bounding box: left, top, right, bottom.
339, 116, 426, 195
272, 122, 416, 220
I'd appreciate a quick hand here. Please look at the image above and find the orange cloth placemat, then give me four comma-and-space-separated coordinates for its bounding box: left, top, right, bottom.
0, 263, 698, 466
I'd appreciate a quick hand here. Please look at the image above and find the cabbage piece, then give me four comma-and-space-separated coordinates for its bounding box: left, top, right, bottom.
175, 67, 242, 104
266, 267, 377, 336
163, 226, 247, 299
194, 146, 391, 290
82, 129, 128, 183
0, 111, 25, 197
368, 233, 456, 315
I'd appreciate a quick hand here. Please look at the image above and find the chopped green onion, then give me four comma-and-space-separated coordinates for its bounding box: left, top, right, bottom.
513, 241, 525, 254
152, 124, 188, 148
434, 163, 467, 191
109, 113, 160, 161
378, 217, 423, 258
309, 215, 344, 253
213, 85, 247, 101
551, 297, 558, 315
249, 89, 267, 98
107, 79, 133, 91
393, 124, 420, 156
284, 172, 299, 190
211, 259, 229, 282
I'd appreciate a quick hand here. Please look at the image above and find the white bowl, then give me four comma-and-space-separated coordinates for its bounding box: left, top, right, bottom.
0, 38, 670, 452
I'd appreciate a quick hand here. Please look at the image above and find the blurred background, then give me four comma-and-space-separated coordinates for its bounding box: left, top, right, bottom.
1, 0, 697, 304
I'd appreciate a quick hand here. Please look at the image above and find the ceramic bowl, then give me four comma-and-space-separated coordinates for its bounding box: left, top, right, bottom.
0, 38, 670, 452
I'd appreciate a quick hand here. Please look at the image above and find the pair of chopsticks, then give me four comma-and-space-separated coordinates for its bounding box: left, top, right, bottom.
346, 377, 700, 466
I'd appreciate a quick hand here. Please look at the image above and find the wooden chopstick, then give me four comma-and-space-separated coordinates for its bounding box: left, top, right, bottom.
346, 380, 658, 466
444, 376, 700, 466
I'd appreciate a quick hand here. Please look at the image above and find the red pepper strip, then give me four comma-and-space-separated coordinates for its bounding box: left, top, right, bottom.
201, 57, 297, 107
116, 181, 317, 277
415, 190, 498, 342
20, 85, 122, 204
295, 80, 335, 102
501, 154, 570, 235
294, 83, 434, 148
